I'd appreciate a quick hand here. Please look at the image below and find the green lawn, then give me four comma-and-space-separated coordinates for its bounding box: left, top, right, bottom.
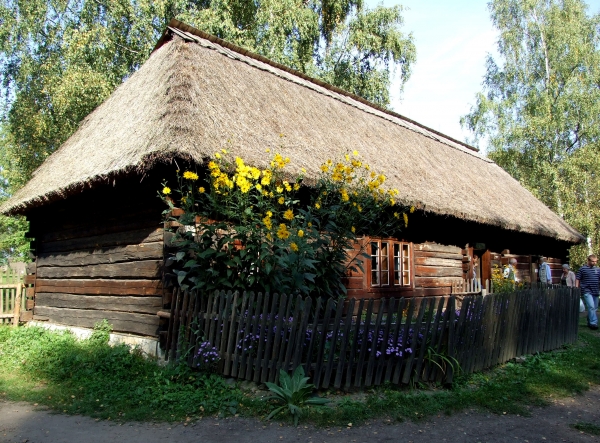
0, 319, 598, 426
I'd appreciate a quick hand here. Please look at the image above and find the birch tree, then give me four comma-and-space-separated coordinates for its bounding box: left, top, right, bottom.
462, 0, 600, 265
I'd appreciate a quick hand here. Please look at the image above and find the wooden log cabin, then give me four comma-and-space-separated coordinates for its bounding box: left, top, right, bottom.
0, 20, 583, 346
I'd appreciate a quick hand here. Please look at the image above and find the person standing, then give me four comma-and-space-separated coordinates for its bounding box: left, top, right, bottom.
538, 257, 552, 285
503, 258, 518, 282
575, 254, 599, 330
560, 264, 576, 287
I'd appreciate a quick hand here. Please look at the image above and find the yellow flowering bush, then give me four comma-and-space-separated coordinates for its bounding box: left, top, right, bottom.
161, 150, 408, 297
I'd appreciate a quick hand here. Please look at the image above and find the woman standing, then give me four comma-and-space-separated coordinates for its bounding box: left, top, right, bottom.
561, 264, 576, 287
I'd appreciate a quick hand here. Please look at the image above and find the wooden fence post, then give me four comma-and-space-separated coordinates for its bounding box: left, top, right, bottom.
12, 283, 22, 327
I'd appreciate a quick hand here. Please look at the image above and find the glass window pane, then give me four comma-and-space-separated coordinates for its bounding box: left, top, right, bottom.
371, 242, 379, 286
402, 244, 410, 285
393, 243, 400, 285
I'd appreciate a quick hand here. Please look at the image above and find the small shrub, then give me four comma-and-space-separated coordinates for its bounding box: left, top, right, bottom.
265, 366, 329, 426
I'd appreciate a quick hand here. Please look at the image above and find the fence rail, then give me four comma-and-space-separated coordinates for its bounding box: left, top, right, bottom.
166, 287, 580, 388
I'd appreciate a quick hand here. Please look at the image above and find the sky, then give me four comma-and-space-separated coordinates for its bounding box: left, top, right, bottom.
368, 0, 600, 149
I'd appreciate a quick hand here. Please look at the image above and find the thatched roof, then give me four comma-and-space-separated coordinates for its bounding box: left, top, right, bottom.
1, 20, 583, 244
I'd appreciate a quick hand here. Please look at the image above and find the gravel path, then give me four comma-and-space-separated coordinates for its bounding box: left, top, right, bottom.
1, 387, 599, 443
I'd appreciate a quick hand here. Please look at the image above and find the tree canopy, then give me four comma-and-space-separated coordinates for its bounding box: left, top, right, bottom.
0, 0, 416, 263
0, 0, 416, 189
462, 0, 600, 265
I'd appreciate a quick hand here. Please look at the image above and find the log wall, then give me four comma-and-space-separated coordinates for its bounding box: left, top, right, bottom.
27, 173, 166, 337
344, 240, 463, 298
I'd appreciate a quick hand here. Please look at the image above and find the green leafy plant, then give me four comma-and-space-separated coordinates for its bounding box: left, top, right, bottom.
264, 366, 329, 426
161, 150, 409, 299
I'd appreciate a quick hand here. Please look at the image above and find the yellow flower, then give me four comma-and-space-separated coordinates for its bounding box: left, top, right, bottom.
283, 181, 292, 192
256, 184, 262, 191
283, 209, 294, 220
266, 148, 271, 153
278, 197, 285, 204
290, 242, 299, 252
340, 189, 350, 202
357, 205, 362, 212
301, 168, 306, 173
353, 150, 359, 156
215, 153, 221, 159
298, 229, 304, 238
263, 216, 272, 230
394, 212, 400, 219
315, 202, 321, 209
277, 224, 290, 239
307, 222, 312, 227
389, 198, 395, 206
266, 211, 273, 217
351, 226, 356, 233
293, 183, 300, 191
266, 233, 273, 241
208, 161, 218, 170
403, 213, 408, 227
198, 187, 205, 193
321, 164, 329, 173
410, 206, 415, 213
183, 171, 199, 180
276, 186, 284, 193
162, 187, 171, 195
221, 148, 228, 153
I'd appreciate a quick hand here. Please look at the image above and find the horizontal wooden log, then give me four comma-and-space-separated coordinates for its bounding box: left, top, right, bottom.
415, 266, 463, 278
37, 260, 162, 279
412, 251, 463, 260
35, 293, 162, 315
26, 262, 36, 274
35, 279, 163, 296
38, 211, 162, 243
34, 306, 159, 336
414, 277, 462, 288
37, 242, 163, 268
414, 257, 463, 268
24, 275, 36, 285
39, 227, 163, 254
342, 276, 364, 289
414, 243, 462, 254
32, 315, 49, 321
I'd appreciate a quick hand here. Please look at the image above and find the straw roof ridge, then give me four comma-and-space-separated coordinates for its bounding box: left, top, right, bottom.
0, 21, 583, 244
162, 21, 491, 165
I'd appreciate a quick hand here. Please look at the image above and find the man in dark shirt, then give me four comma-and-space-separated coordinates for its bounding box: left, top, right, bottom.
576, 254, 599, 330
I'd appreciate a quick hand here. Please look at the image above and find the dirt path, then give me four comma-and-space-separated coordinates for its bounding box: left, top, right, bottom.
1, 387, 599, 443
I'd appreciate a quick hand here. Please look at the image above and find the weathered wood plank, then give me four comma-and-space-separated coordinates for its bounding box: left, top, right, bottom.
35, 293, 162, 314
39, 228, 163, 254
412, 251, 464, 260
34, 306, 159, 336
414, 257, 463, 268
414, 243, 462, 254
37, 260, 162, 279
414, 277, 462, 288
37, 242, 163, 268
414, 266, 463, 278
35, 279, 163, 296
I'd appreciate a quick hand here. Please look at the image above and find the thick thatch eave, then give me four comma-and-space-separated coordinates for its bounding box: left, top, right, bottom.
0, 20, 583, 244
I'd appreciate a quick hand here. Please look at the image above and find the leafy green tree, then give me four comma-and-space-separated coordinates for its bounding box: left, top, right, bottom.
461, 0, 600, 266
0, 0, 415, 184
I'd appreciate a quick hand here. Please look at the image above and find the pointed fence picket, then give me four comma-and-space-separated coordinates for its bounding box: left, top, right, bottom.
165, 286, 580, 388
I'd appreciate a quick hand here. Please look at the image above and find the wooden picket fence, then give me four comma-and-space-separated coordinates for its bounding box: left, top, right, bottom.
165, 286, 580, 388
0, 268, 25, 325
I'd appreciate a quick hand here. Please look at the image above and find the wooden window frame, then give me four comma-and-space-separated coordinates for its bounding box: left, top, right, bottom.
367, 238, 414, 293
